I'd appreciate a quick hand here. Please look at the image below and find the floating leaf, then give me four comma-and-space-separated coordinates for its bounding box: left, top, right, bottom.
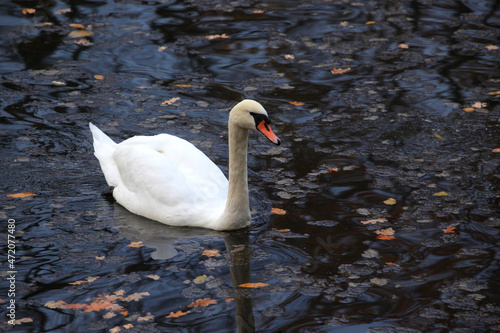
68, 30, 93, 38
137, 314, 154, 322
193, 275, 207, 284
161, 97, 181, 105
433, 191, 449, 197
95, 256, 105, 260
239, 282, 269, 288
375, 227, 395, 240
158, 45, 167, 52
383, 198, 397, 205
109, 327, 121, 333
206, 34, 230, 40
485, 44, 499, 50
176, 84, 192, 88
14, 318, 34, 324
284, 54, 295, 60
252, 9, 265, 14
271, 208, 287, 215
103, 311, 117, 319
326, 167, 339, 173
52, 81, 66, 86
127, 241, 143, 248
472, 101, 487, 109
167, 310, 190, 318
225, 298, 234, 303
365, 21, 376, 25
202, 249, 220, 257
340, 21, 349, 27
146, 274, 160, 280
94, 74, 104, 80
123, 324, 133, 329
188, 298, 217, 308
74, 39, 92, 46
492, 148, 500, 153
377, 235, 396, 240
56, 8, 72, 15
273, 228, 290, 233
70, 276, 100, 285
7, 192, 36, 198
289, 101, 304, 106
488, 90, 500, 95
361, 218, 388, 225
370, 277, 389, 286
398, 43, 409, 49
434, 133, 444, 140
385, 262, 399, 266
22, 8, 36, 15
463, 107, 474, 112
69, 23, 85, 29
331, 67, 351, 74
125, 292, 150, 302
443, 227, 456, 233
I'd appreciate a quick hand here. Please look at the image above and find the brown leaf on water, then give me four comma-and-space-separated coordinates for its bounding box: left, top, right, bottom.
485, 44, 499, 50
22, 8, 36, 15
377, 235, 396, 240
161, 97, 181, 105
127, 241, 143, 248
7, 192, 36, 198
360, 218, 388, 225
94, 74, 104, 80
383, 198, 397, 205
166, 310, 190, 318
56, 8, 72, 15
365, 21, 376, 25
70, 276, 100, 285
103, 311, 117, 319
68, 30, 93, 38
398, 43, 409, 49
472, 101, 487, 109
289, 101, 304, 106
252, 10, 265, 14
176, 84, 192, 88
463, 107, 474, 112
125, 292, 150, 302
202, 249, 220, 257
284, 54, 295, 60
123, 324, 133, 329
375, 227, 396, 240
109, 326, 121, 333
331, 67, 351, 74
434, 133, 444, 140
225, 298, 234, 303
273, 228, 290, 233
45, 300, 67, 309
74, 39, 92, 46
488, 90, 500, 95
493, 148, 500, 153
326, 167, 339, 173
69, 23, 85, 29
239, 282, 269, 288
146, 274, 160, 280
271, 208, 287, 215
187, 298, 217, 308
206, 33, 230, 40
443, 227, 456, 233
433, 191, 449, 197
95, 256, 105, 260
385, 262, 399, 266
137, 314, 154, 322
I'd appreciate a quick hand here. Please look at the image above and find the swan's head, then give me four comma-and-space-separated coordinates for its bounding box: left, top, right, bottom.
230, 99, 281, 146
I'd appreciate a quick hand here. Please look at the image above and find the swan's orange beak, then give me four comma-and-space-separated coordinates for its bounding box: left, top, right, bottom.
257, 120, 281, 146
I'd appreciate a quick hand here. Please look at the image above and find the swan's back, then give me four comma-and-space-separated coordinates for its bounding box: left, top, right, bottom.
90, 123, 228, 227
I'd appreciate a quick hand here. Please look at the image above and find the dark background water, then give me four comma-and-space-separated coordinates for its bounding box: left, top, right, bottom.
1, 0, 500, 332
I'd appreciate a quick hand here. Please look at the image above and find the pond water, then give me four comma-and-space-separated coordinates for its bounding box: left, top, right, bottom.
1, 0, 500, 332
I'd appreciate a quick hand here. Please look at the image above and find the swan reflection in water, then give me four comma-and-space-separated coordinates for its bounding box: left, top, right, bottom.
111, 204, 256, 332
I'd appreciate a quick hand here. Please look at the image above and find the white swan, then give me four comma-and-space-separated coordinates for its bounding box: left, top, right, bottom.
90, 99, 281, 230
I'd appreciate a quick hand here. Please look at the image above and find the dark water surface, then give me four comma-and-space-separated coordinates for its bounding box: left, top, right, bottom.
1, 0, 500, 332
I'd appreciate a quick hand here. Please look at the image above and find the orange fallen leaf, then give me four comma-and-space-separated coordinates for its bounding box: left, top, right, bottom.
463, 107, 475, 112
398, 43, 409, 49
22, 8, 36, 15
326, 167, 339, 173
225, 298, 234, 303
365, 21, 375, 25
385, 262, 399, 266
284, 54, 295, 60
202, 249, 220, 257
161, 97, 181, 105
123, 324, 133, 329
472, 101, 487, 109
109, 326, 121, 333
331, 67, 351, 74
187, 298, 217, 308
273, 228, 290, 233
206, 33, 230, 40
433, 191, 449, 197
239, 282, 269, 288
485, 45, 499, 50
376, 235, 396, 240
252, 10, 265, 14
361, 218, 388, 225
125, 292, 150, 302
271, 208, 287, 215
492, 148, 500, 153
289, 101, 304, 106
146, 274, 160, 280
488, 90, 500, 95
95, 256, 105, 260
94, 74, 104, 80
7, 192, 36, 198
167, 310, 190, 318
74, 39, 92, 46
384, 198, 397, 205
69, 23, 85, 29
70, 276, 100, 285
68, 30, 93, 38
443, 227, 456, 233
176, 84, 192, 88
127, 241, 143, 248
137, 314, 154, 322
375, 227, 395, 240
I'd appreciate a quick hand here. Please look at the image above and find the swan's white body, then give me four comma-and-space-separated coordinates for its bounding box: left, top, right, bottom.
90, 99, 280, 230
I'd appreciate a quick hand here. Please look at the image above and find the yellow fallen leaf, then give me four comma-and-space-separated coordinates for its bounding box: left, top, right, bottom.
331, 67, 351, 74
95, 256, 105, 260
22, 8, 36, 15
166, 310, 190, 318
289, 101, 304, 106
360, 218, 388, 225
7, 192, 36, 198
383, 198, 397, 205
188, 298, 217, 307
271, 208, 287, 215
193, 275, 207, 284
127, 241, 143, 248
433, 191, 449, 196
69, 23, 85, 29
206, 33, 230, 40
239, 282, 269, 288
158, 45, 167, 52
68, 30, 93, 38
94, 74, 104, 80
161, 97, 181, 105
434, 133, 444, 140
202, 249, 220, 257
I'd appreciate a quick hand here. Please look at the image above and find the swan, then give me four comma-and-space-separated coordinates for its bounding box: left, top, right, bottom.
89, 99, 281, 231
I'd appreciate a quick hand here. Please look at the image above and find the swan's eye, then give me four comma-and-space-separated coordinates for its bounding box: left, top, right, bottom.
250, 112, 271, 128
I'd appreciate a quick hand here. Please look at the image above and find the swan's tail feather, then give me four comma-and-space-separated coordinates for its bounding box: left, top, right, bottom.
89, 123, 120, 187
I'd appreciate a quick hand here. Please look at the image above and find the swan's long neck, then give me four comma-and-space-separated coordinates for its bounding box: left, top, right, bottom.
215, 120, 251, 230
